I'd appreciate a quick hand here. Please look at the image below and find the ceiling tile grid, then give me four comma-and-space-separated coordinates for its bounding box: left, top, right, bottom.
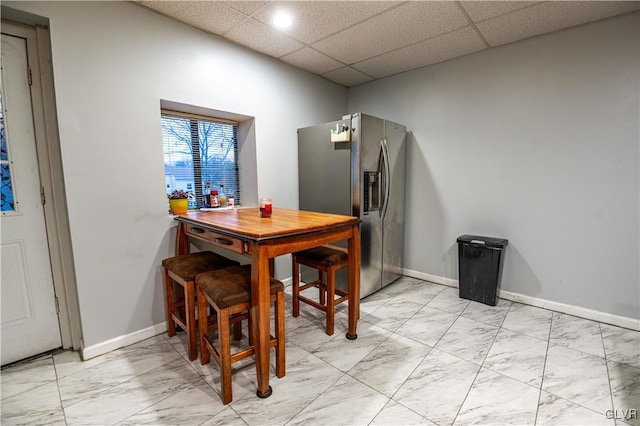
353, 25, 488, 79
133, 1, 640, 87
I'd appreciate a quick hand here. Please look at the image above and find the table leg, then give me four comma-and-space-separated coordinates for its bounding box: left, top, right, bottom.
175, 222, 189, 255
346, 224, 361, 340
251, 244, 272, 398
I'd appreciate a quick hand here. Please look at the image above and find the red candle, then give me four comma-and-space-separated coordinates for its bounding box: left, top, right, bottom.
259, 198, 272, 218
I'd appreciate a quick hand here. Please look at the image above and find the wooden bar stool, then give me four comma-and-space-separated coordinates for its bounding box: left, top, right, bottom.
162, 251, 239, 361
292, 245, 349, 335
196, 265, 285, 405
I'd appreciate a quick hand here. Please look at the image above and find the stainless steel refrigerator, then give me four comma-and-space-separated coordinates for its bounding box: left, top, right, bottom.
297, 113, 406, 298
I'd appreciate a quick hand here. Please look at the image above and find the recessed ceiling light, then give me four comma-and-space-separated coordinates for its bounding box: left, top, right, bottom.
272, 11, 292, 29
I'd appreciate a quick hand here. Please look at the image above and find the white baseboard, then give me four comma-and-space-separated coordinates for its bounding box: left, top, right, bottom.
81, 322, 167, 360
403, 268, 639, 331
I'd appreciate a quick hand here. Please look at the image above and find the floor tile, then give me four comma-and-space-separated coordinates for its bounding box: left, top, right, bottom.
229, 353, 344, 426
287, 374, 388, 425
607, 360, 640, 426
378, 276, 424, 297
392, 280, 444, 304
543, 344, 612, 413
0, 381, 64, 425
371, 400, 436, 425
393, 349, 480, 425
348, 332, 431, 397
426, 287, 470, 314
63, 358, 202, 425
435, 316, 499, 364
461, 298, 512, 327
395, 305, 458, 347
536, 391, 613, 426
502, 303, 552, 341
363, 296, 424, 333
550, 312, 605, 358
119, 381, 226, 425
0, 354, 57, 400
57, 336, 182, 407
601, 324, 640, 369
483, 328, 548, 387
200, 406, 247, 426
286, 315, 341, 352
360, 292, 393, 320
454, 368, 539, 425
312, 322, 391, 372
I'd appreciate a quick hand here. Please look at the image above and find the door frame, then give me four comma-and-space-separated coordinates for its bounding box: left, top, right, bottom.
2, 19, 82, 352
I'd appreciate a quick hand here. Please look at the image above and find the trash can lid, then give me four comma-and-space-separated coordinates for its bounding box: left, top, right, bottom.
457, 234, 508, 249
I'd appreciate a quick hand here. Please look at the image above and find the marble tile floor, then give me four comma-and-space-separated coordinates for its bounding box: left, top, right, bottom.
2, 276, 639, 425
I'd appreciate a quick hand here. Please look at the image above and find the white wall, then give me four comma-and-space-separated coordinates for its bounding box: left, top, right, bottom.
349, 13, 640, 321
5, 1, 347, 348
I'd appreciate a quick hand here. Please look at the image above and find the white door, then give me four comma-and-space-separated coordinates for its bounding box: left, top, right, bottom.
1, 33, 62, 365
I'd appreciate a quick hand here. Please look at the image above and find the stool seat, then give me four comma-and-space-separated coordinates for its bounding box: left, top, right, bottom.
162, 251, 238, 281
197, 266, 284, 309
292, 245, 349, 336
197, 265, 285, 405
293, 246, 348, 268
162, 251, 239, 361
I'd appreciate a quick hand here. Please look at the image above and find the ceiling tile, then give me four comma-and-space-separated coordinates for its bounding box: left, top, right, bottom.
135, 1, 246, 35
353, 26, 487, 79
322, 66, 374, 87
280, 47, 344, 75
224, 18, 304, 58
460, 1, 540, 22
477, 1, 640, 47
312, 2, 470, 64
252, 1, 400, 44
224, 1, 267, 16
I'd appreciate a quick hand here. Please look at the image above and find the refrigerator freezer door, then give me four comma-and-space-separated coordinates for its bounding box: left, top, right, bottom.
355, 113, 385, 297
381, 120, 407, 286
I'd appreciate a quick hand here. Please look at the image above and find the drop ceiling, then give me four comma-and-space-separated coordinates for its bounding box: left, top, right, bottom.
133, 1, 640, 87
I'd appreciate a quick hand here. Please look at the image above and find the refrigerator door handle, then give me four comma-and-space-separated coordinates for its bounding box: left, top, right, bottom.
380, 138, 391, 220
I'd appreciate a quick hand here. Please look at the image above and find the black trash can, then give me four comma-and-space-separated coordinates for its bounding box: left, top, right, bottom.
457, 235, 508, 306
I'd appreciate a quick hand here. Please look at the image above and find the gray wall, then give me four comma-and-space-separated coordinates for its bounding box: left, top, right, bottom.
5, 1, 347, 348
349, 12, 639, 320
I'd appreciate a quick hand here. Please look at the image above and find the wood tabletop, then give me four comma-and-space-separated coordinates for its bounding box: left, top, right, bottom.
175, 208, 359, 241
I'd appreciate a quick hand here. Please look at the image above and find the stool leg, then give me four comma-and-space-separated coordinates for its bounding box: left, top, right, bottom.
275, 291, 286, 378
233, 321, 243, 341
326, 267, 336, 336
218, 307, 233, 405
197, 287, 210, 365
164, 268, 176, 337
292, 257, 300, 317
185, 280, 197, 361
318, 270, 326, 305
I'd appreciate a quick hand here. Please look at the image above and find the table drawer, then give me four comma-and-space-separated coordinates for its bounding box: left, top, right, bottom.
185, 224, 247, 254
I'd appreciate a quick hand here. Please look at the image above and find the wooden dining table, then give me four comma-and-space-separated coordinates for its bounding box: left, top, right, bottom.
173, 207, 361, 399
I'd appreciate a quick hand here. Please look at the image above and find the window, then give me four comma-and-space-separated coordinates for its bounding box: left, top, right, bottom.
0, 83, 16, 213
161, 110, 240, 210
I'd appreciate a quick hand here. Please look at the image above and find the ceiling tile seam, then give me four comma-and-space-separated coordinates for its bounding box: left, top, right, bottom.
320, 65, 377, 81
219, 2, 271, 37
299, 1, 409, 46
455, 1, 490, 48
346, 21, 474, 69
466, 1, 545, 25
278, 45, 350, 73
